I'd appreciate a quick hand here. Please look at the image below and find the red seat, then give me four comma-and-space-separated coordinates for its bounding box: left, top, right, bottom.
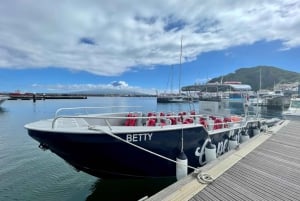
200, 119, 208, 128
214, 118, 222, 129
147, 119, 156, 126
183, 118, 193, 124
124, 113, 137, 126
210, 116, 216, 120
223, 117, 231, 128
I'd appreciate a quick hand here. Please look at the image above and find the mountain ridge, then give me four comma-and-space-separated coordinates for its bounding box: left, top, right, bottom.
208, 66, 300, 91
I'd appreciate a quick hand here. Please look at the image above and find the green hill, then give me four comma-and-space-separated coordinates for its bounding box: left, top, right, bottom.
209, 66, 300, 91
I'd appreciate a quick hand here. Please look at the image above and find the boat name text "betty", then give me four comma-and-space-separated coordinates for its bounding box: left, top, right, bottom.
126, 133, 153, 142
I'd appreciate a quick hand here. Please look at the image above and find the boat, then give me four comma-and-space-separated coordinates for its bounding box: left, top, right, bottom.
248, 94, 263, 106
0, 95, 9, 106
157, 93, 199, 103
261, 90, 290, 109
24, 100, 267, 180
282, 96, 300, 120
157, 38, 198, 103
157, 93, 185, 103
182, 81, 252, 109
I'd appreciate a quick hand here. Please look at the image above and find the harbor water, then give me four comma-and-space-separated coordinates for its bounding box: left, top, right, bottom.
0, 97, 284, 201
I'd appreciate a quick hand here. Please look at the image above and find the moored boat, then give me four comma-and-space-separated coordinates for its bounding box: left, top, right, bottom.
157, 93, 199, 103
282, 96, 300, 120
25, 103, 265, 179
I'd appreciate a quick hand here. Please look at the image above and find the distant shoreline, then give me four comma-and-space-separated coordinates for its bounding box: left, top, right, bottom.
0, 92, 156, 100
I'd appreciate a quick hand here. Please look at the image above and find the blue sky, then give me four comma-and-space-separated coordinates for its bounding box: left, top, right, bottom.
0, 1, 300, 94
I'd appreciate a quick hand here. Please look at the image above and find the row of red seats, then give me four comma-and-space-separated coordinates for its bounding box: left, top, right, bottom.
124, 112, 233, 129
199, 116, 232, 130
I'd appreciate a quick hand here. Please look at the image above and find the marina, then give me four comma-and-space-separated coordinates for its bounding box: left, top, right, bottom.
1, 1, 300, 201
147, 120, 300, 201
0, 97, 296, 200
182, 83, 294, 109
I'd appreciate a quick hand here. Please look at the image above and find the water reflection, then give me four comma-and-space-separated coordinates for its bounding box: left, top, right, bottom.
86, 177, 176, 201
156, 102, 200, 113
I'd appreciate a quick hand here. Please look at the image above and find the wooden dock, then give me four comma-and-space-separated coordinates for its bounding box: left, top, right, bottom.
147, 120, 300, 201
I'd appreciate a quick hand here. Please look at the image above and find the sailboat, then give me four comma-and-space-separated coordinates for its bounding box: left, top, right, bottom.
157, 38, 198, 103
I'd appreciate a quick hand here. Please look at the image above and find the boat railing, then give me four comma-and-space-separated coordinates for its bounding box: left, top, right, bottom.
54, 106, 142, 117
52, 115, 131, 129
51, 111, 249, 131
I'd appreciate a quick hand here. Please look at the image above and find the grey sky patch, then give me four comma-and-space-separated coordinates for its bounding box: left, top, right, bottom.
134, 15, 157, 25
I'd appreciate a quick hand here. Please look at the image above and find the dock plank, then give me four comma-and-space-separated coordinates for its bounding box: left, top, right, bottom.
191, 120, 300, 201
147, 120, 300, 201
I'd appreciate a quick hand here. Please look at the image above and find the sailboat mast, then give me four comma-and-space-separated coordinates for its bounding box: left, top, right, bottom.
171, 66, 174, 94
178, 37, 183, 94
259, 67, 262, 91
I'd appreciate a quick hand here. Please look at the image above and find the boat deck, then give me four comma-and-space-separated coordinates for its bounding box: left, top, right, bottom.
147, 120, 300, 201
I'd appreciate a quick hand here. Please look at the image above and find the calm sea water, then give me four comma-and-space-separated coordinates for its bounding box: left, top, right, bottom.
0, 97, 284, 201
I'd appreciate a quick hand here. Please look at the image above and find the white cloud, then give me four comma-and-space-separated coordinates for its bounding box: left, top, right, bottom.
0, 0, 300, 75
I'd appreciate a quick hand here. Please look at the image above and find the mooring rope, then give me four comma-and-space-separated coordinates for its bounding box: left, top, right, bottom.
88, 125, 214, 184
88, 125, 198, 170
193, 169, 214, 184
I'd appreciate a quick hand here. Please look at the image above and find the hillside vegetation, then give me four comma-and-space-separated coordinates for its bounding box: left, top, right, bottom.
209, 66, 300, 91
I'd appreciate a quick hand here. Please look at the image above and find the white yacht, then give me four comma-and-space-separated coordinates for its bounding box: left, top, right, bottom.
282, 96, 300, 120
